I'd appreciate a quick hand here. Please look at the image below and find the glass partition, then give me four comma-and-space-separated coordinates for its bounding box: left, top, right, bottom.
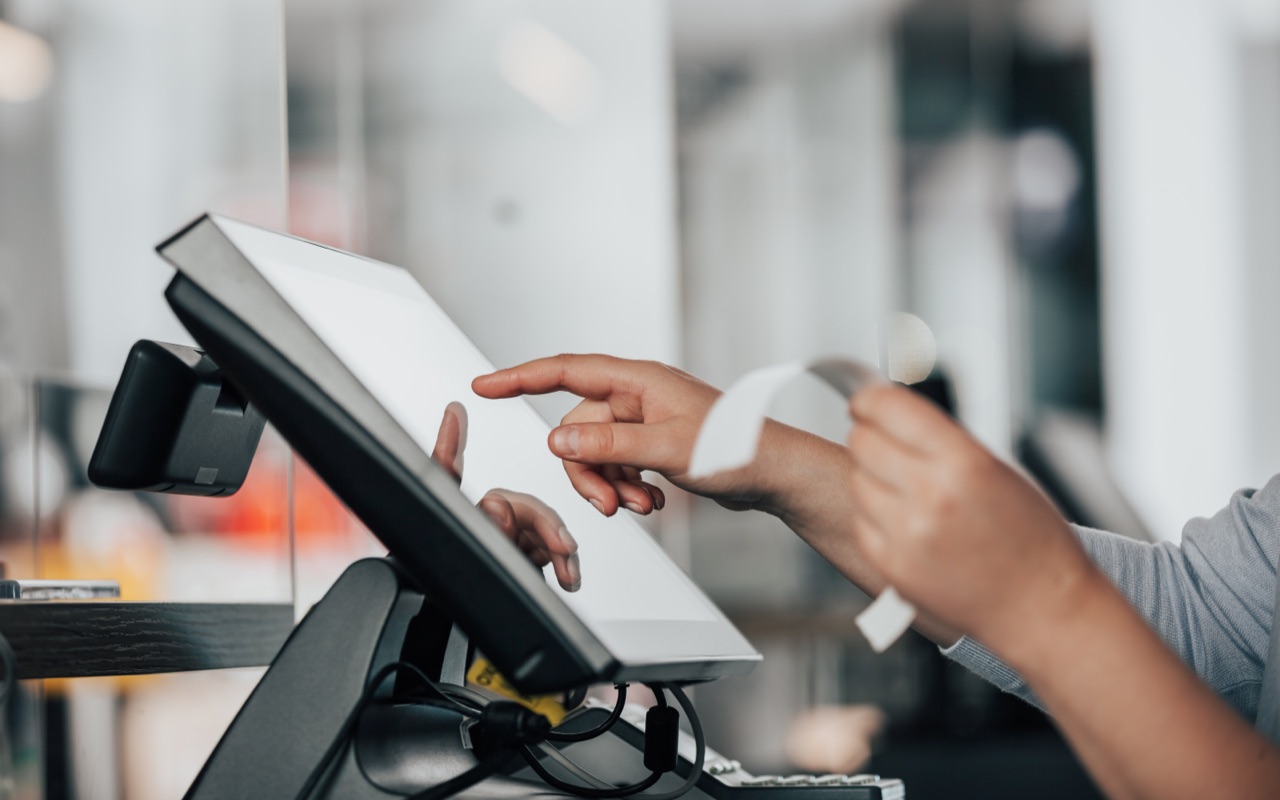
0, 1, 290, 796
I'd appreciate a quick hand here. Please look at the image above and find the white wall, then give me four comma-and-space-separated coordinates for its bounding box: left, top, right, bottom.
680, 33, 897, 440
1093, 0, 1279, 539
676, 27, 898, 607
57, 0, 286, 386
352, 0, 680, 423
906, 133, 1019, 456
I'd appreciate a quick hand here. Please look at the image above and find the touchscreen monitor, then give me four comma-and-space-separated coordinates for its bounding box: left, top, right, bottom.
157, 214, 760, 692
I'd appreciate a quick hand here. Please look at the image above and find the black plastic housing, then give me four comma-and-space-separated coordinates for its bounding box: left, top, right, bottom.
152, 212, 758, 694
88, 340, 266, 496
163, 273, 612, 693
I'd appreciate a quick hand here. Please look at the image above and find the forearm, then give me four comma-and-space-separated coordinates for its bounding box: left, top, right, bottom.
1002, 570, 1280, 800
751, 421, 964, 647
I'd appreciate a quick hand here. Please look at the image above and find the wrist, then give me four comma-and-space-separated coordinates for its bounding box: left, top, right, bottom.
750, 421, 853, 523
991, 556, 1114, 678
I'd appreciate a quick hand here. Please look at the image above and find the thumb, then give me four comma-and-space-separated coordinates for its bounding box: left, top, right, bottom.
548, 420, 685, 473
432, 402, 468, 482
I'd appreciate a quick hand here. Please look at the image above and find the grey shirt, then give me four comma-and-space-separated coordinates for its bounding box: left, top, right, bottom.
943, 472, 1280, 739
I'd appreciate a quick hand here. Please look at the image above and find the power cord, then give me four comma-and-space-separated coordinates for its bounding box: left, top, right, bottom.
531, 741, 618, 790
636, 684, 705, 800
403, 749, 515, 800
517, 683, 705, 800
297, 663, 702, 800
296, 661, 478, 800
297, 661, 549, 800
546, 683, 629, 743
520, 741, 663, 797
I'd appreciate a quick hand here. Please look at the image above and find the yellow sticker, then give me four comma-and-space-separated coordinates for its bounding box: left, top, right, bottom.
467, 657, 567, 726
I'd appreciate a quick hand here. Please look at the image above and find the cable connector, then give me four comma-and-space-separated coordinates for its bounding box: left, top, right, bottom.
468, 701, 551, 759
643, 706, 680, 773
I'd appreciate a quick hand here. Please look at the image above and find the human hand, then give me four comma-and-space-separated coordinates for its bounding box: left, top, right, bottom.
844, 384, 1099, 650
785, 705, 885, 775
432, 402, 581, 591
473, 354, 795, 516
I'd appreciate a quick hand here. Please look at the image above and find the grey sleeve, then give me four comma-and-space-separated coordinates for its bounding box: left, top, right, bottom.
943, 473, 1280, 719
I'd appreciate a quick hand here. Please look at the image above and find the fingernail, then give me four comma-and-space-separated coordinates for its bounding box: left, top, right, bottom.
624, 502, 643, 514
558, 526, 578, 550
552, 427, 579, 457
654, 494, 665, 510
566, 554, 582, 592
589, 498, 606, 515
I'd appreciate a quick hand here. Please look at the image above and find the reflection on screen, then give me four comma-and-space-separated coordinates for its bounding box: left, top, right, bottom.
221, 224, 721, 637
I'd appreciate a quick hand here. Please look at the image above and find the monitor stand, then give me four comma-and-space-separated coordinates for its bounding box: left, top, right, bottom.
181, 557, 905, 800
183, 557, 549, 799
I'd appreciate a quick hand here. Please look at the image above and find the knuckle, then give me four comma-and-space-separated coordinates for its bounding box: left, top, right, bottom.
481, 505, 514, 534
930, 467, 965, 505
948, 447, 994, 487
853, 383, 893, 416
552, 352, 574, 381
905, 511, 934, 540
537, 504, 565, 529
847, 424, 871, 455
584, 425, 615, 457
923, 479, 961, 520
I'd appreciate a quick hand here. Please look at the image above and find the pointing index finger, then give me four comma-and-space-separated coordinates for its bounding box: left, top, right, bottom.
472, 354, 639, 401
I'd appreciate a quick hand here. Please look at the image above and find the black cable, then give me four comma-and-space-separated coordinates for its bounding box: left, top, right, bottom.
295, 661, 479, 800
646, 684, 668, 708
546, 683, 629, 743
404, 748, 515, 800
563, 685, 589, 712
520, 743, 663, 798
635, 684, 705, 800
327, 673, 701, 800
435, 680, 623, 789
517, 683, 707, 799
434, 683, 489, 715
531, 741, 617, 789
379, 661, 478, 716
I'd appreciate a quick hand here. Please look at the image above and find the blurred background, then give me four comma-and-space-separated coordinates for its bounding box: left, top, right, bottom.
1, 0, 1278, 797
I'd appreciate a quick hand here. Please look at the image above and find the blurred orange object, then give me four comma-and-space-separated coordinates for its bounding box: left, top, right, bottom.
167, 434, 359, 548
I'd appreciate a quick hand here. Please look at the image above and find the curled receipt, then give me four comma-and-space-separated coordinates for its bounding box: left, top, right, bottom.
687, 358, 917, 653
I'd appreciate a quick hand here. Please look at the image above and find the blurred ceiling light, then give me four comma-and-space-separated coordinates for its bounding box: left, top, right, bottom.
1012, 128, 1080, 213
883, 312, 937, 385
3, 433, 70, 522
498, 20, 600, 126
0, 20, 54, 103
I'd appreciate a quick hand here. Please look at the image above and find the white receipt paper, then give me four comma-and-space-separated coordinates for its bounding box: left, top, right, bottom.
687, 358, 918, 653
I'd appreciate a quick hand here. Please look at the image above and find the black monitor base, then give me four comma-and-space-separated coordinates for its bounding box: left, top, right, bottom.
184, 557, 904, 799
183, 557, 553, 799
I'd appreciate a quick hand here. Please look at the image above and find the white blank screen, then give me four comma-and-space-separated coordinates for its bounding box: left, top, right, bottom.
216, 219, 726, 650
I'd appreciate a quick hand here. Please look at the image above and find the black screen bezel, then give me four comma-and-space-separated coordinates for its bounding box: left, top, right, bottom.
156, 215, 760, 691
